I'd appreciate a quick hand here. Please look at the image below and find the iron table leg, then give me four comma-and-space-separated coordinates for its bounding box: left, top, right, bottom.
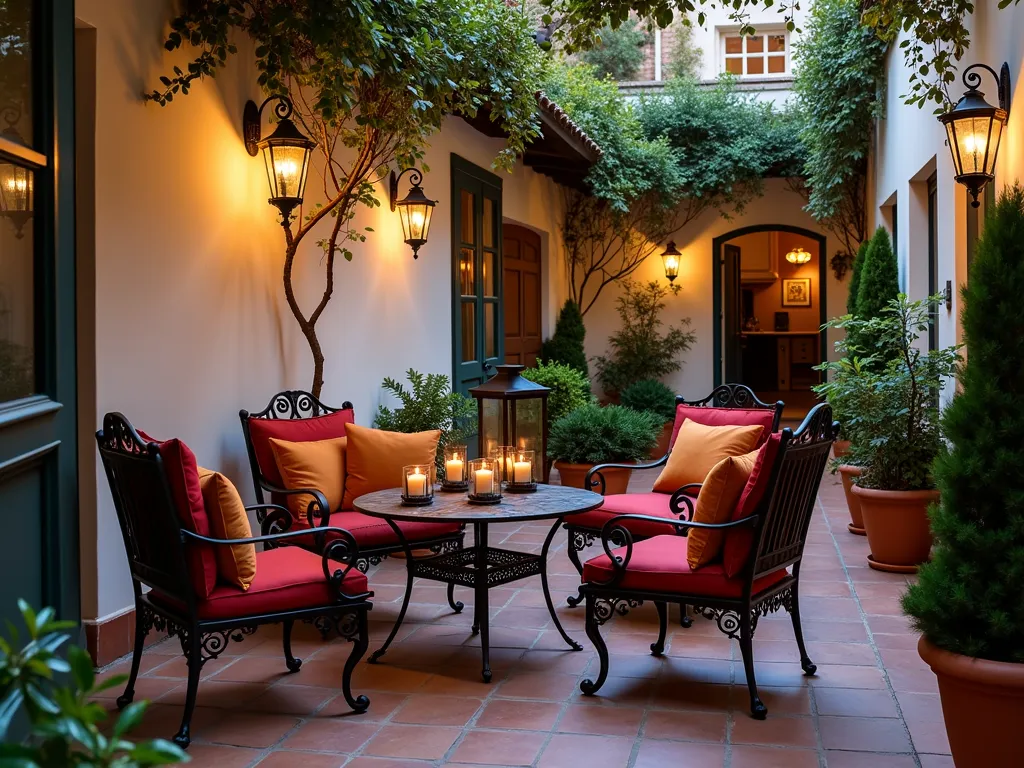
368, 519, 414, 663
474, 521, 491, 683
541, 518, 583, 651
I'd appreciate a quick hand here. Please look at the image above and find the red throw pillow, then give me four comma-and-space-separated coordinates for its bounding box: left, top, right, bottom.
722, 433, 783, 578
247, 408, 355, 487
669, 404, 776, 450
138, 430, 218, 598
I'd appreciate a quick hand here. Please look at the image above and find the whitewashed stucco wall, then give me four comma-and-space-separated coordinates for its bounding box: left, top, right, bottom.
75, 0, 569, 621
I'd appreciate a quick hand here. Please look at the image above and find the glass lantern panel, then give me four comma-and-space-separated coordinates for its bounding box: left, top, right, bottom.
0, 163, 33, 213
955, 115, 995, 175
266, 144, 308, 199
513, 398, 543, 455
481, 398, 504, 459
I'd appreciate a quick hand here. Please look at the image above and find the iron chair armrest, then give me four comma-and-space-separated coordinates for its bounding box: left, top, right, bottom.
669, 483, 703, 522
181, 527, 371, 602
258, 480, 331, 529
585, 453, 670, 495
243, 503, 299, 537
586, 512, 759, 587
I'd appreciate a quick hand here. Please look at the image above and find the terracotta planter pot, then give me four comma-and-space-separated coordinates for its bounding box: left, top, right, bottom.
832, 439, 851, 460
837, 465, 865, 536
918, 636, 1024, 767
553, 461, 632, 495
852, 485, 938, 573
650, 422, 673, 459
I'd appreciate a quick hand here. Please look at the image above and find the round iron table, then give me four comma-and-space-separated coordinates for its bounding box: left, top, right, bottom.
353, 484, 603, 682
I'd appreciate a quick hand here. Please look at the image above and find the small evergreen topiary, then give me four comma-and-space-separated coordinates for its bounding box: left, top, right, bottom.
547, 404, 660, 465
620, 379, 676, 424
856, 226, 899, 320
521, 361, 592, 425
846, 240, 869, 316
540, 299, 589, 377
902, 185, 1024, 663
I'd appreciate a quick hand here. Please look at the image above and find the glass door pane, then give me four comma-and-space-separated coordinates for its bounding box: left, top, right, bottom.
0, 2, 33, 148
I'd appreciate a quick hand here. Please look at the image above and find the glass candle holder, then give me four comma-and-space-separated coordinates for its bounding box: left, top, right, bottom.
441, 444, 468, 492
491, 445, 516, 485
401, 464, 433, 506
467, 457, 502, 505
504, 449, 537, 493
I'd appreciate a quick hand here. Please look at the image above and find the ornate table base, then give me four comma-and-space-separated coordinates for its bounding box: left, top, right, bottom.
369, 518, 581, 682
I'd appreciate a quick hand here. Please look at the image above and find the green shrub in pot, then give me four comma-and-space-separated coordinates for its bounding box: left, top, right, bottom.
548, 404, 660, 467
620, 379, 676, 424
521, 361, 592, 425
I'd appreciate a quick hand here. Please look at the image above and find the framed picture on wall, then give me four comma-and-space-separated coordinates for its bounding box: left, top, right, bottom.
782, 278, 811, 307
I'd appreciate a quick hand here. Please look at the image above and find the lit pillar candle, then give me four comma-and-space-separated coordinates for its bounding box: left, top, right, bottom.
407, 467, 427, 497
445, 454, 464, 482
473, 467, 494, 495
513, 456, 532, 484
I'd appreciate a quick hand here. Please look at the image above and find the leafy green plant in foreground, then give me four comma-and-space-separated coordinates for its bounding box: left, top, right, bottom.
0, 600, 187, 766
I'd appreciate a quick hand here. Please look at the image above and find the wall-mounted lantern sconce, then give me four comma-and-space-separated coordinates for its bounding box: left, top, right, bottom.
243, 95, 315, 220
938, 63, 1011, 208
785, 246, 812, 265
0, 110, 33, 238
389, 168, 435, 259
660, 241, 681, 282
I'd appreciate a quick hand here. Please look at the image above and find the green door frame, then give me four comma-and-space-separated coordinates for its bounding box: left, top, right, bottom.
450, 154, 503, 400
0, 0, 79, 624
712, 225, 828, 388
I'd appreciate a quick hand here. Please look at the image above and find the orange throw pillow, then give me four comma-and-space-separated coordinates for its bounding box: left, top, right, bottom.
686, 450, 759, 570
269, 436, 347, 524
653, 420, 763, 493
342, 424, 440, 509
197, 469, 256, 591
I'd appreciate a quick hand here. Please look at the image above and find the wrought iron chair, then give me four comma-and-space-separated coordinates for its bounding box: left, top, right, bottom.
577, 403, 838, 719
97, 413, 372, 748
563, 384, 785, 621
240, 391, 466, 588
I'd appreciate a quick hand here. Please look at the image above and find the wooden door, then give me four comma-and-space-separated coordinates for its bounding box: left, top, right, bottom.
0, 0, 80, 629
451, 155, 503, 401
503, 225, 541, 367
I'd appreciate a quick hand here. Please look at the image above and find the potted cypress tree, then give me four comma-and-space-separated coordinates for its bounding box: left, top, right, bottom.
826, 294, 959, 570
902, 187, 1024, 767
620, 378, 677, 457
831, 239, 869, 459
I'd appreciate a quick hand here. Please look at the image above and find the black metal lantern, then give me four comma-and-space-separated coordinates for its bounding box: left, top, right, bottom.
243, 96, 315, 219
389, 168, 436, 258
938, 63, 1011, 208
469, 365, 549, 481
0, 112, 32, 238
660, 241, 681, 282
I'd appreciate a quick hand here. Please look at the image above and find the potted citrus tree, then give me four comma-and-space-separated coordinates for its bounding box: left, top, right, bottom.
837, 294, 960, 572
620, 378, 677, 457
902, 187, 1024, 767
548, 403, 660, 494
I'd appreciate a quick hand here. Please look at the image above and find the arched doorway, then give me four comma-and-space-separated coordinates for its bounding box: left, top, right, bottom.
712, 225, 828, 422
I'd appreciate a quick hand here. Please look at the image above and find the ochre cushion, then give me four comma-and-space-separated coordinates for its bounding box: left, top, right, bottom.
155, 546, 369, 620
139, 431, 217, 599
723, 433, 783, 578
686, 451, 758, 570
669, 405, 776, 449
198, 469, 257, 591
311, 511, 462, 549
342, 424, 440, 510
653, 420, 763, 493
582, 534, 788, 597
565, 493, 680, 538
247, 408, 355, 487
269, 437, 347, 525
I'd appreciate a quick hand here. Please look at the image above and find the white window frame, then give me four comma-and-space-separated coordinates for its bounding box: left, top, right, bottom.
720, 28, 790, 78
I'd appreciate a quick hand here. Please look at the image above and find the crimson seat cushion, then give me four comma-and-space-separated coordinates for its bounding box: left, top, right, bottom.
139, 430, 218, 599
723, 433, 783, 578
247, 408, 355, 487
582, 534, 787, 598
669, 405, 776, 450
155, 546, 369, 621
565, 493, 681, 538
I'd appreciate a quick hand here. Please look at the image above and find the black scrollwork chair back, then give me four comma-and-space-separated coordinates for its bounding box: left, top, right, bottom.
577, 403, 838, 721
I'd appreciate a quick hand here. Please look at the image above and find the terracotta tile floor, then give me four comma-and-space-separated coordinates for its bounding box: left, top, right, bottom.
97, 468, 948, 767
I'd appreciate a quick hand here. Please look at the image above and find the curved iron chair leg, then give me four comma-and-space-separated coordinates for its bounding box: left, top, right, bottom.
565, 527, 587, 608
369, 520, 414, 663
788, 582, 816, 676
580, 594, 610, 696
447, 582, 464, 614
651, 601, 667, 656
738, 609, 767, 720
541, 518, 583, 651
283, 619, 302, 672
117, 600, 148, 709
172, 632, 202, 749
341, 610, 370, 713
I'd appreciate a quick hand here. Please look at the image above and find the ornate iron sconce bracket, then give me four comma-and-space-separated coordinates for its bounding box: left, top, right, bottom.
389, 167, 424, 211
242, 95, 296, 157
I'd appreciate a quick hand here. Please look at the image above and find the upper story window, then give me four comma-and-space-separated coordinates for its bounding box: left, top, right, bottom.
721, 30, 789, 77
